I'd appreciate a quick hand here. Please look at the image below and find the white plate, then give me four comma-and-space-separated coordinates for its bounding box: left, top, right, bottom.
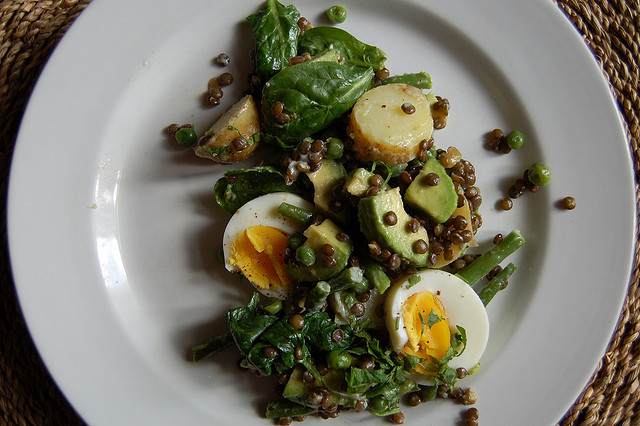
8, 0, 635, 425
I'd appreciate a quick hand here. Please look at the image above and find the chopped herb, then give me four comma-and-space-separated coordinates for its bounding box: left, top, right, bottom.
406, 274, 421, 288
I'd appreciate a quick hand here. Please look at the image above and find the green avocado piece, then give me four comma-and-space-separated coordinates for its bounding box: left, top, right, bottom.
404, 157, 457, 224
306, 158, 348, 224
286, 219, 353, 282
343, 168, 390, 197
357, 187, 430, 267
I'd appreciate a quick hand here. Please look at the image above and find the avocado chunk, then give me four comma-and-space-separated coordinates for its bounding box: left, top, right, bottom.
357, 187, 430, 267
286, 219, 353, 282
343, 167, 390, 197
306, 158, 348, 224
404, 157, 457, 224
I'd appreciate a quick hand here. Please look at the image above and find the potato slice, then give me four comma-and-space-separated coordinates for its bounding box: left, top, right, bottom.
347, 83, 434, 165
194, 95, 261, 163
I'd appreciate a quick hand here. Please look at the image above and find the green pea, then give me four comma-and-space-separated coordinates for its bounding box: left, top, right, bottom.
398, 377, 417, 395
506, 129, 525, 149
287, 232, 306, 250
326, 350, 354, 369
324, 137, 344, 160
295, 245, 316, 266
261, 297, 283, 314
174, 127, 197, 146
527, 162, 551, 186
419, 385, 437, 402
327, 5, 347, 23
369, 395, 389, 412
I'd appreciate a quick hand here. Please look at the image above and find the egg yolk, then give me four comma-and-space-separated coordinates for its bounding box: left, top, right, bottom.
401, 291, 451, 370
227, 226, 293, 293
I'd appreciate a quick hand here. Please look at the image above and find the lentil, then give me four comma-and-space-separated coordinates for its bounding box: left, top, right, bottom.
218, 72, 233, 86
370, 174, 384, 187
384, 211, 398, 226
407, 392, 421, 406
323, 256, 338, 268
215, 53, 230, 66
401, 103, 416, 114
231, 136, 248, 152
275, 113, 291, 124
294, 346, 304, 360
499, 198, 513, 210
209, 86, 223, 99
297, 17, 312, 33
289, 314, 305, 330
321, 243, 335, 256
375, 67, 390, 81
271, 101, 284, 116
350, 302, 365, 317
424, 172, 440, 186
302, 370, 315, 384
408, 218, 420, 233
413, 239, 428, 254
356, 291, 371, 303
493, 233, 503, 244
562, 196, 576, 210
389, 412, 405, 424
263, 346, 278, 358
358, 357, 375, 370
461, 388, 478, 405
388, 253, 401, 270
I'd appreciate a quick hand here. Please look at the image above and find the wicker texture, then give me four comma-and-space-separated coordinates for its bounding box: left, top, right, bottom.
0, 1, 637, 425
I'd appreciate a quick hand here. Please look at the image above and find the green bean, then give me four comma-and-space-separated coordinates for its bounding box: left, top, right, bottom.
278, 202, 313, 225
265, 399, 316, 419
455, 230, 524, 285
328, 266, 367, 292
479, 263, 516, 305
261, 297, 283, 314
306, 281, 331, 312
362, 257, 391, 294
191, 330, 233, 362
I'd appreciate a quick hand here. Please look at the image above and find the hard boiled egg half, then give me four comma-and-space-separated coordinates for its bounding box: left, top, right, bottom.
222, 192, 313, 299
385, 269, 489, 383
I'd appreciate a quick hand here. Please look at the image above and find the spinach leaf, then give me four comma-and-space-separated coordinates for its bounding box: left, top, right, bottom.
261, 61, 374, 145
381, 71, 432, 89
225, 293, 354, 376
213, 166, 306, 213
298, 26, 386, 70
247, 0, 300, 77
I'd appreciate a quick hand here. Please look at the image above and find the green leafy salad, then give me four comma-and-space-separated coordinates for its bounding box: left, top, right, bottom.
176, 1, 527, 424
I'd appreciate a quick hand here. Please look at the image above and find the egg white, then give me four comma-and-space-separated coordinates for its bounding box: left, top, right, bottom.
222, 192, 313, 297
385, 269, 489, 381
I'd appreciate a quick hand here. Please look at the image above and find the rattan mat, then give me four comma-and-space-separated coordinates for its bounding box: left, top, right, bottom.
0, 0, 638, 425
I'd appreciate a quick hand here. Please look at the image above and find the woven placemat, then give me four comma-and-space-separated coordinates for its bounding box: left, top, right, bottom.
0, 0, 638, 425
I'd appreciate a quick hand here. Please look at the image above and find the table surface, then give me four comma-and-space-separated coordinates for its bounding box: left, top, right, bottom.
0, 0, 638, 425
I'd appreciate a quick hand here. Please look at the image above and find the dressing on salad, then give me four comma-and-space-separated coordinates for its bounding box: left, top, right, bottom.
180, 1, 528, 424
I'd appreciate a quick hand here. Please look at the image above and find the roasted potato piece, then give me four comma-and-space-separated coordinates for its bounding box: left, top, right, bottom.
194, 95, 261, 163
347, 83, 434, 165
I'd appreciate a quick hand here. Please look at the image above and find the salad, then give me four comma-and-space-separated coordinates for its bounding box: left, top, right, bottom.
173, 1, 534, 424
